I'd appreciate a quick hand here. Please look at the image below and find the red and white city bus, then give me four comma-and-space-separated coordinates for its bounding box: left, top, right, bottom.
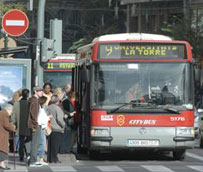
43, 54, 75, 88
73, 33, 195, 160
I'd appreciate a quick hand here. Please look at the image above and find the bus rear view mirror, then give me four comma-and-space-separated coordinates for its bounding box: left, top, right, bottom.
198, 109, 203, 113
194, 68, 200, 82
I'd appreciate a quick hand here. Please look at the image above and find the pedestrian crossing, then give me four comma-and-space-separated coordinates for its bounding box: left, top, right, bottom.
3, 165, 203, 172
142, 165, 175, 172
48, 165, 203, 172
188, 165, 203, 171
96, 166, 124, 172
51, 166, 77, 172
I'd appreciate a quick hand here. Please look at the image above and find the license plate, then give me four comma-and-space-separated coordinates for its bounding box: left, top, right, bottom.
126, 140, 159, 147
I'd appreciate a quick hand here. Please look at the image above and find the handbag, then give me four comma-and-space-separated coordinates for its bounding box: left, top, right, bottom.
44, 120, 52, 136
67, 117, 75, 127
44, 126, 52, 136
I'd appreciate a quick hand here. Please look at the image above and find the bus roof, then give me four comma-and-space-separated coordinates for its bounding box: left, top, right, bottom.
93, 33, 172, 42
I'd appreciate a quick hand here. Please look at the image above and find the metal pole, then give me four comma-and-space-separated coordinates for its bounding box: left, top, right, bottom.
36, 0, 46, 86
4, 33, 8, 58
13, 132, 16, 170
126, 4, 130, 33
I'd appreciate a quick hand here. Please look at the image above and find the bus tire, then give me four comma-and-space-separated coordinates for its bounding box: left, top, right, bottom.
173, 149, 186, 160
77, 143, 87, 154
199, 133, 203, 148
88, 150, 98, 159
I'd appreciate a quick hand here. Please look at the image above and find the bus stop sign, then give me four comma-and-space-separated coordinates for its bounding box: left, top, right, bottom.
2, 9, 29, 37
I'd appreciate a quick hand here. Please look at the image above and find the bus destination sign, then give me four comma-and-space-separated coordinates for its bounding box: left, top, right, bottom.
43, 61, 75, 71
98, 43, 186, 59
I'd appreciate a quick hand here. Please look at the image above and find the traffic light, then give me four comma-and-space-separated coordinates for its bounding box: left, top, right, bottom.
50, 19, 62, 55
40, 19, 62, 62
40, 38, 56, 62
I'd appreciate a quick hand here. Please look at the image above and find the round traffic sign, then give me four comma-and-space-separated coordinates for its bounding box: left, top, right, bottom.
2, 9, 29, 37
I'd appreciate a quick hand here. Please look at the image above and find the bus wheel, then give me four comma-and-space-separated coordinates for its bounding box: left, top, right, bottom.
200, 132, 203, 148
88, 150, 98, 159
173, 149, 186, 160
77, 143, 87, 154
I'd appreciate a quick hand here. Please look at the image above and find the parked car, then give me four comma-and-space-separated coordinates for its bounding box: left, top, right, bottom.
198, 109, 203, 148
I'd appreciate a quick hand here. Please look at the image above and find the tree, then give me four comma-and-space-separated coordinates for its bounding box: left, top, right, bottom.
0, 2, 27, 18
0, 2, 27, 38
68, 38, 88, 53
160, 9, 203, 59
68, 0, 126, 53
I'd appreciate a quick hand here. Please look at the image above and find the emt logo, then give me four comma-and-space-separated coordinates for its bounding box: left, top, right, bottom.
117, 115, 125, 126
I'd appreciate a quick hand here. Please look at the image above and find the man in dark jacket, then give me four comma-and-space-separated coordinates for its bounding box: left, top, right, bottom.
27, 86, 43, 167
12, 89, 31, 161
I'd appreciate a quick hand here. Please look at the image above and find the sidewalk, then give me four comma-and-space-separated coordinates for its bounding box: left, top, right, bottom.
7, 152, 77, 170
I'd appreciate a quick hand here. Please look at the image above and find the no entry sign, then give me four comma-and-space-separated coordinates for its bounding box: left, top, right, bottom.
2, 9, 29, 37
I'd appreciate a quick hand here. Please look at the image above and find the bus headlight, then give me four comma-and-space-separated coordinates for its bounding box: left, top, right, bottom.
177, 128, 195, 136
91, 129, 109, 136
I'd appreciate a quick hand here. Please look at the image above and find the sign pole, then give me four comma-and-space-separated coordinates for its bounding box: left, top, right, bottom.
36, 0, 46, 87
3, 33, 8, 58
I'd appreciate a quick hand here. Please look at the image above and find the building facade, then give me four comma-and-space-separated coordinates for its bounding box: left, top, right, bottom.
120, 0, 189, 33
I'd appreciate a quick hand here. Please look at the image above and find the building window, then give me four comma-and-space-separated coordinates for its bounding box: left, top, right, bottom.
58, 10, 65, 21
72, 10, 80, 25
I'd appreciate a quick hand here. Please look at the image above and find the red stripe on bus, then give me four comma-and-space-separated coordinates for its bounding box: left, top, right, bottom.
91, 110, 194, 127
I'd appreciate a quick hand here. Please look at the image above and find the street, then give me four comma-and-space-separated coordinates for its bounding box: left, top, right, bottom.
4, 139, 203, 172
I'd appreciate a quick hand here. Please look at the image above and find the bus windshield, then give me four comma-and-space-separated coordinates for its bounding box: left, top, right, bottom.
44, 71, 72, 88
93, 62, 192, 109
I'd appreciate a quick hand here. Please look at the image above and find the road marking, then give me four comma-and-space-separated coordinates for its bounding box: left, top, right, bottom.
96, 165, 124, 172
186, 152, 203, 161
6, 20, 25, 26
6, 166, 28, 172
142, 165, 175, 172
187, 165, 203, 172
50, 166, 77, 172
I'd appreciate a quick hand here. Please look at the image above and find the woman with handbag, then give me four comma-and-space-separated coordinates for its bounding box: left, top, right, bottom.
47, 95, 65, 163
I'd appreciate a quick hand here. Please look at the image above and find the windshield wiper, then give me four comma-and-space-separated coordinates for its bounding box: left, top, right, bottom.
107, 100, 148, 114
151, 105, 180, 114
107, 97, 181, 114
160, 107, 180, 114
107, 103, 129, 114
